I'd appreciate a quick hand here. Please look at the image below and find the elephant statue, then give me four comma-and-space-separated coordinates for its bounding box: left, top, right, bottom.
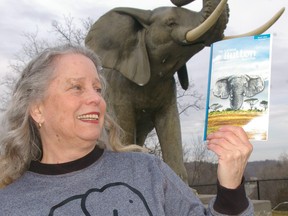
85, 0, 284, 182
213, 75, 265, 110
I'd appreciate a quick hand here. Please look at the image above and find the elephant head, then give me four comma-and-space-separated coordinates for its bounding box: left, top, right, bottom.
213, 75, 265, 110
85, 0, 283, 90
86, 0, 231, 90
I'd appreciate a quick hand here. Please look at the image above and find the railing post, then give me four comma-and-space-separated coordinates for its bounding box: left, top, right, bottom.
257, 180, 260, 200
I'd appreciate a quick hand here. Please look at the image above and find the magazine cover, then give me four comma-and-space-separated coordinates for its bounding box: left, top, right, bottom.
204, 34, 272, 141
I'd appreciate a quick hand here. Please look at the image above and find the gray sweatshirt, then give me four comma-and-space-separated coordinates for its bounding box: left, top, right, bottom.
0, 147, 253, 215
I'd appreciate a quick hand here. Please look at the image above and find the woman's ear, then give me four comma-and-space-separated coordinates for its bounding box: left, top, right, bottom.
29, 103, 44, 124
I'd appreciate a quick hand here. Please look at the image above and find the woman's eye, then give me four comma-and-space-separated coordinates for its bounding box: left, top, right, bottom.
71, 84, 82, 91
95, 88, 102, 94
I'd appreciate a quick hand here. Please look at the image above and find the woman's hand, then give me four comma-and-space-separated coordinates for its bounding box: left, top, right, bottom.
206, 126, 253, 189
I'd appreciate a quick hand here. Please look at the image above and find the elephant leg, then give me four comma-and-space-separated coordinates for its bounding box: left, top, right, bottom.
135, 111, 155, 146
112, 103, 136, 145
154, 102, 188, 183
136, 123, 153, 146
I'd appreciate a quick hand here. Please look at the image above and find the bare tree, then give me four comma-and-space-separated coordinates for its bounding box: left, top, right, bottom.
51, 15, 93, 45
176, 80, 204, 115
251, 153, 288, 207
0, 29, 52, 111
144, 130, 163, 158
0, 15, 93, 111
185, 136, 217, 185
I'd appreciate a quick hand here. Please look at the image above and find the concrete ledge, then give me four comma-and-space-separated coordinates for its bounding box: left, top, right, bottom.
253, 200, 272, 216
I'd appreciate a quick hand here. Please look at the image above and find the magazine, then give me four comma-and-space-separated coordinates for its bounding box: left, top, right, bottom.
204, 34, 272, 141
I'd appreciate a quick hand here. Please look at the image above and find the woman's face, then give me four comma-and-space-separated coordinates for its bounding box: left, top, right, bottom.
33, 53, 106, 154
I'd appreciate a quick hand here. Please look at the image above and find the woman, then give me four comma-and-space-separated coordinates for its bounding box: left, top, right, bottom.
0, 44, 253, 215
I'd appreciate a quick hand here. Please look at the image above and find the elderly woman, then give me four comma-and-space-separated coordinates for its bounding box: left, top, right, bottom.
0, 45, 253, 215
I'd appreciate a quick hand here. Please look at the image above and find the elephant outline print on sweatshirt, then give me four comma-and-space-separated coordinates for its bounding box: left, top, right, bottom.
49, 182, 153, 216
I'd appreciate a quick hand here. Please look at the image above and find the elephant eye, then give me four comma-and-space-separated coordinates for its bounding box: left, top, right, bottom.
166, 19, 177, 27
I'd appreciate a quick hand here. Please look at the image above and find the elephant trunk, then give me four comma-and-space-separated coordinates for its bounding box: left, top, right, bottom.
185, 0, 228, 42
229, 77, 246, 110
230, 92, 244, 110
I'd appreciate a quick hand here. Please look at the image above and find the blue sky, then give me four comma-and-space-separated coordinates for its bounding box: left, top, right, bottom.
0, 0, 287, 161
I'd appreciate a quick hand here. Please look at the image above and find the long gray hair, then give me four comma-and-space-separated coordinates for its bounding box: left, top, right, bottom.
0, 44, 143, 188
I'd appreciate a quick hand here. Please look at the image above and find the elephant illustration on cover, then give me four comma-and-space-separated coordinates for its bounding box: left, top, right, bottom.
85, 0, 284, 182
213, 75, 265, 110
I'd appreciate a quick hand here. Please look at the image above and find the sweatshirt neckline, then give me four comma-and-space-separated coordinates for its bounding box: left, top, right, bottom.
29, 146, 104, 175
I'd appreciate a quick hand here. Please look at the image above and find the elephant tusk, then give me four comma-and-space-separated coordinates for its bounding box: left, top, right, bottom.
185, 0, 228, 42
223, 7, 285, 40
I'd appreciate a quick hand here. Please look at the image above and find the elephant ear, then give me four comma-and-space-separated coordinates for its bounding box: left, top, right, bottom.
213, 77, 229, 99
177, 64, 189, 90
85, 8, 152, 86
244, 75, 265, 97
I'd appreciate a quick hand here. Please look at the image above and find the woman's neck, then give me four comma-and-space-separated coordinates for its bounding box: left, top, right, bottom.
40, 143, 97, 164
29, 145, 104, 175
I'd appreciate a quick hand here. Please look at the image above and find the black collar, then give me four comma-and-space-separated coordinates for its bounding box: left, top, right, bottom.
29, 146, 104, 175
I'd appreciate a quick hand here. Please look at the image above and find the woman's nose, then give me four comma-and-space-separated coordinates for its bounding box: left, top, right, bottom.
85, 89, 102, 105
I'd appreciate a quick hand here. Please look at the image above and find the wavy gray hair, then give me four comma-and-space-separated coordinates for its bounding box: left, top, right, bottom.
0, 44, 143, 188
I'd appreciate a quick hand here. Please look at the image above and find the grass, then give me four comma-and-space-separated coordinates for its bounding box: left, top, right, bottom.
206, 110, 266, 139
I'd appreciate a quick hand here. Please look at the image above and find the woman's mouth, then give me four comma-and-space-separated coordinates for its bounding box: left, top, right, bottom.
77, 113, 99, 121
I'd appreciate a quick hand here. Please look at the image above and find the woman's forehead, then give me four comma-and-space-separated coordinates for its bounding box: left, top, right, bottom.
52, 53, 100, 78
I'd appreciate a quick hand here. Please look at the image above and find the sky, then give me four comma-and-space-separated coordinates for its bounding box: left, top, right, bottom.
0, 0, 287, 161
